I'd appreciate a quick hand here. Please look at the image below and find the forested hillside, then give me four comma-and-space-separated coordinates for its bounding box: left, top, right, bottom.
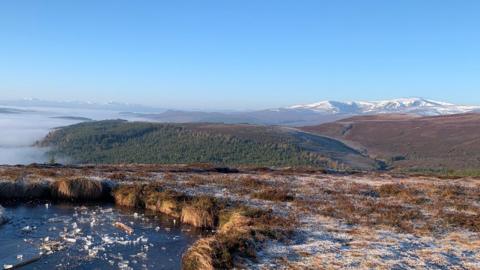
39, 120, 377, 169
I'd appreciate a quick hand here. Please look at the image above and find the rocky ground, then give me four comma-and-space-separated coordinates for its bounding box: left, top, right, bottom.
0, 164, 479, 269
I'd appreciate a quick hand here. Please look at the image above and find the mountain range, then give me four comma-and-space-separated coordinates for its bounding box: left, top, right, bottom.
125, 98, 480, 126
287, 98, 479, 115
3, 97, 479, 126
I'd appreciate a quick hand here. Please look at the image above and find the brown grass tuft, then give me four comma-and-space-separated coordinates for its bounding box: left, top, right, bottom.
144, 189, 186, 218
182, 237, 220, 270
0, 180, 51, 200
181, 196, 218, 228
113, 184, 144, 208
52, 178, 104, 201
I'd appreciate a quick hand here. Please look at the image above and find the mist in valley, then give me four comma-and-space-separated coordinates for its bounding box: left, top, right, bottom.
0, 105, 145, 165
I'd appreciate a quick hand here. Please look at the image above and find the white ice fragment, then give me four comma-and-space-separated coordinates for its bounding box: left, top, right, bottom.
21, 226, 33, 232
16, 254, 23, 260
3, 264, 13, 269
118, 261, 131, 269
102, 236, 114, 244
88, 249, 98, 257
64, 237, 76, 243
135, 252, 147, 259
117, 240, 131, 245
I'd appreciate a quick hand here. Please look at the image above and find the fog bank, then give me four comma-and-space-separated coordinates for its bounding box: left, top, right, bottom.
0, 106, 139, 165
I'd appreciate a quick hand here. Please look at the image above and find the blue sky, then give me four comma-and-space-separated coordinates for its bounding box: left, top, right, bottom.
1, 1, 479, 110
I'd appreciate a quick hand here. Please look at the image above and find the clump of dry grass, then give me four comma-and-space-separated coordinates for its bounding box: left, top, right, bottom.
144, 189, 186, 218
0, 180, 51, 201
181, 196, 218, 228
113, 184, 144, 208
0, 168, 24, 181
52, 178, 104, 201
183, 206, 293, 269
182, 237, 218, 270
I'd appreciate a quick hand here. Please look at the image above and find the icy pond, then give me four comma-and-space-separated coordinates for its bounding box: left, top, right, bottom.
0, 203, 203, 269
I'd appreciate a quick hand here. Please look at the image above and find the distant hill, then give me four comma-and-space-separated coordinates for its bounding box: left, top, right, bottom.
50, 116, 93, 121
39, 120, 378, 170
123, 98, 480, 127
123, 109, 346, 126
0, 107, 33, 114
300, 113, 480, 171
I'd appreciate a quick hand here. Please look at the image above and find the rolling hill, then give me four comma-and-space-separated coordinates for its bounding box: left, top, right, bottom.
301, 113, 480, 172
38, 120, 378, 170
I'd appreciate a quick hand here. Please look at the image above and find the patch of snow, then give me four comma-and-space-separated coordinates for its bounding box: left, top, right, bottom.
286, 98, 480, 116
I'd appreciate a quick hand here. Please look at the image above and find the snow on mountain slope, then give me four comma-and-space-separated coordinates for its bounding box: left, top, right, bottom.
287, 98, 479, 116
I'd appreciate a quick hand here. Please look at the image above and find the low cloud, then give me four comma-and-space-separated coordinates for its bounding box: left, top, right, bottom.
0, 106, 127, 165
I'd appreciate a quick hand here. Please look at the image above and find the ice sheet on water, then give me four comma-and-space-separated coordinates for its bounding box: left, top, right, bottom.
0, 203, 200, 269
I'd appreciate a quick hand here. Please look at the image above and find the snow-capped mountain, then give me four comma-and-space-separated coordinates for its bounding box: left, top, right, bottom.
287, 98, 480, 116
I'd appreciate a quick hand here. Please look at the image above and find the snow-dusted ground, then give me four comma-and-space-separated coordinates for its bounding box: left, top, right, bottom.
1, 166, 479, 269
160, 172, 480, 269
250, 215, 480, 269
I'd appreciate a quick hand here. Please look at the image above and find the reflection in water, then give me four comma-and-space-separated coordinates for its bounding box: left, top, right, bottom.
0, 203, 202, 269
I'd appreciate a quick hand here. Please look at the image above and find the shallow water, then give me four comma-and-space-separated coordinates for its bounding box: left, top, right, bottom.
0, 203, 202, 269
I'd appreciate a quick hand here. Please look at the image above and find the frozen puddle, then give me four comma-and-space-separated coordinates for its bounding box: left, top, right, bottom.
0, 203, 202, 269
